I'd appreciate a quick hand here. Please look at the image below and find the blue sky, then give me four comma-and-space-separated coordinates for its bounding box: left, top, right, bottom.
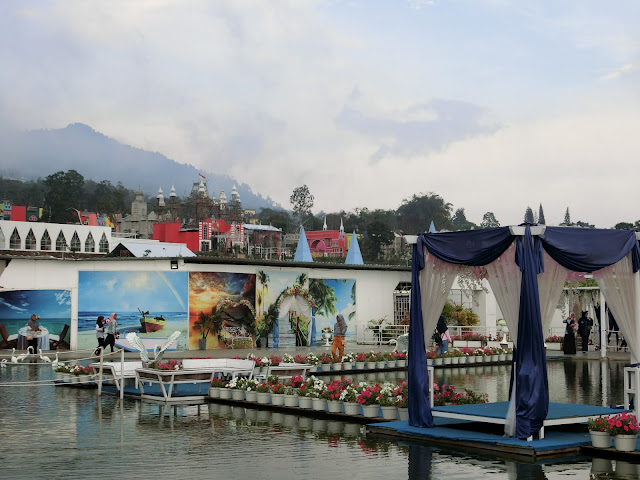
0, 1, 638, 227
0, 290, 70, 319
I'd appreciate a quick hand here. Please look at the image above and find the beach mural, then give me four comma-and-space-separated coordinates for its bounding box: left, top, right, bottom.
309, 278, 356, 343
0, 290, 71, 345
77, 271, 189, 351
188, 272, 256, 350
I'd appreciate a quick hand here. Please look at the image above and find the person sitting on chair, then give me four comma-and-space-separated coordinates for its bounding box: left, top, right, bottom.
27, 313, 40, 353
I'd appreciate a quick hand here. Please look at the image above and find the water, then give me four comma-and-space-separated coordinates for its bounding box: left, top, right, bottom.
0, 358, 637, 480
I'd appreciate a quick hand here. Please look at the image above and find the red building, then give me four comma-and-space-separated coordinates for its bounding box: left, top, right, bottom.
305, 217, 347, 258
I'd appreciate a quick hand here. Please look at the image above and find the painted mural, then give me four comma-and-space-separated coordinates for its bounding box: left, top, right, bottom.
78, 271, 189, 351
188, 272, 256, 350
310, 278, 356, 341
0, 290, 71, 349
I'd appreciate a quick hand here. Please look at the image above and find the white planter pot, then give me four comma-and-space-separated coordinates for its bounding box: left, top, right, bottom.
434, 358, 443, 366
467, 356, 476, 364
219, 388, 232, 399
231, 389, 245, 401
499, 354, 506, 362
398, 407, 409, 421
443, 357, 451, 365
355, 362, 366, 370
256, 392, 271, 404
397, 359, 407, 368
451, 357, 460, 365
546, 343, 562, 351
362, 405, 380, 418
271, 393, 285, 406
387, 360, 397, 368
327, 400, 342, 413
467, 341, 482, 348
343, 402, 360, 415
298, 396, 313, 409
245, 390, 258, 402
491, 355, 499, 363
453, 340, 467, 348
589, 430, 612, 448
614, 434, 638, 452
312, 398, 327, 411
376, 361, 386, 369
209, 387, 221, 398
343, 361, 354, 370
283, 394, 298, 407
366, 361, 377, 369
332, 363, 342, 371
475, 356, 484, 363
381, 406, 398, 420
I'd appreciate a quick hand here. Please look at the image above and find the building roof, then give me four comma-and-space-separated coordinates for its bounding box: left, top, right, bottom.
243, 224, 281, 232
113, 241, 196, 258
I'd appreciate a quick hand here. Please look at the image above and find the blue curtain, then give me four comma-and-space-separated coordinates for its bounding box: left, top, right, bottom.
310, 306, 317, 346
408, 237, 434, 427
513, 226, 548, 438
272, 308, 279, 348
420, 227, 515, 265
540, 227, 640, 273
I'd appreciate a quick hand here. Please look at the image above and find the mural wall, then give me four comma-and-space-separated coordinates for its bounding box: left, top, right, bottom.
0, 290, 71, 348
78, 271, 189, 351
310, 278, 356, 340
188, 272, 256, 350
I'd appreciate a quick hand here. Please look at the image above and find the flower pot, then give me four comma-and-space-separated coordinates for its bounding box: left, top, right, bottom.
397, 359, 407, 368
271, 393, 285, 406
209, 387, 221, 398
451, 357, 460, 365
615, 461, 639, 476
590, 430, 612, 448
546, 343, 562, 351
381, 406, 398, 420
499, 354, 506, 362
443, 357, 451, 365
343, 402, 361, 415
55, 372, 64, 381
376, 361, 386, 369
362, 404, 380, 418
312, 398, 327, 411
355, 362, 366, 370
298, 396, 313, 409
483, 355, 491, 363
467, 356, 476, 364
327, 400, 342, 413
590, 458, 613, 475
506, 354, 513, 362
232, 389, 245, 401
387, 360, 397, 368
434, 358, 443, 366
198, 338, 207, 350
332, 363, 342, 371
427, 359, 433, 366
366, 361, 377, 370
219, 388, 232, 400
467, 341, 482, 348
614, 434, 638, 452
398, 407, 409, 421
256, 392, 271, 404
245, 390, 257, 402
71, 375, 80, 384
321, 363, 332, 372
343, 361, 354, 370
283, 394, 298, 407
491, 354, 499, 363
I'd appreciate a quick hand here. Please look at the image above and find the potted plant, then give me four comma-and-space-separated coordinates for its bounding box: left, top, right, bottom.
588, 415, 612, 448
340, 384, 361, 415
607, 412, 639, 451
377, 383, 399, 420
254, 382, 271, 404
193, 309, 222, 350
357, 384, 381, 418
209, 377, 227, 398
270, 382, 286, 406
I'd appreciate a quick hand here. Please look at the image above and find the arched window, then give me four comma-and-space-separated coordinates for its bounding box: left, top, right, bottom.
70, 232, 81, 252
56, 231, 67, 251
85, 232, 95, 253
9, 228, 21, 249
41, 230, 51, 250
25, 229, 37, 250
99, 233, 109, 253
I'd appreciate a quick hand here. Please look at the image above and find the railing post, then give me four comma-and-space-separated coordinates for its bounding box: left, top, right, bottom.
97, 347, 104, 396
120, 348, 125, 399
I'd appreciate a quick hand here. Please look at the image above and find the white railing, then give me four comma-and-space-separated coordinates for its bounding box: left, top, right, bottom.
355, 324, 409, 345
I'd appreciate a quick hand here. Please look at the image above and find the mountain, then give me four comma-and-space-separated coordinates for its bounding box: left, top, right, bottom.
0, 123, 279, 210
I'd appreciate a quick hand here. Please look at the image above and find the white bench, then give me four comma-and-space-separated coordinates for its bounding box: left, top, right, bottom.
136, 367, 217, 402
182, 358, 255, 379
91, 361, 143, 394
255, 363, 314, 382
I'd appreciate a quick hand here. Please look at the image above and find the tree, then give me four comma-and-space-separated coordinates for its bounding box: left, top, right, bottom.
614, 221, 639, 230
258, 208, 291, 232
43, 170, 86, 223
452, 208, 476, 230
524, 206, 535, 223
560, 207, 573, 226
290, 185, 314, 226
480, 212, 500, 228
538, 204, 546, 225
361, 216, 394, 260
256, 270, 270, 317
309, 278, 338, 319
396, 193, 453, 233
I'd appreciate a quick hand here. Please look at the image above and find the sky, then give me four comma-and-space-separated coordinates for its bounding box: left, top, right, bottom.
0, 0, 638, 228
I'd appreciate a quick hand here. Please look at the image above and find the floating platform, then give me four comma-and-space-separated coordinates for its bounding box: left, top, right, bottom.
367, 402, 627, 460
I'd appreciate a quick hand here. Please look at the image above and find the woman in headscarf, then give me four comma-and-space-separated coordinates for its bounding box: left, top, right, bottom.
332, 314, 348, 361
436, 315, 451, 354
104, 313, 118, 353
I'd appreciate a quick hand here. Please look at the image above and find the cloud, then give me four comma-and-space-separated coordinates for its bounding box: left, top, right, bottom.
601, 63, 639, 81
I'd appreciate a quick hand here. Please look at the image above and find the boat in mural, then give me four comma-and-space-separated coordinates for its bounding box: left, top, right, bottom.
138, 308, 166, 333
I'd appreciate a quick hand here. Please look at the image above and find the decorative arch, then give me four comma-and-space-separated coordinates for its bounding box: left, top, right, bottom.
274, 287, 316, 348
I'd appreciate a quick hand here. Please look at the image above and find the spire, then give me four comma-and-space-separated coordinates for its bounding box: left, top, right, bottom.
323, 216, 327, 231
157, 187, 165, 207
340, 217, 345, 235
169, 185, 176, 197
345, 231, 364, 265
294, 226, 313, 262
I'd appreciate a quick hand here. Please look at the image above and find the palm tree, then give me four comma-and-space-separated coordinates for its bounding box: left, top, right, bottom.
257, 270, 270, 317
309, 278, 338, 320
295, 272, 308, 288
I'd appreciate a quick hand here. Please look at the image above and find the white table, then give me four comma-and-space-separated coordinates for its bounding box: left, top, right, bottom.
17, 326, 49, 351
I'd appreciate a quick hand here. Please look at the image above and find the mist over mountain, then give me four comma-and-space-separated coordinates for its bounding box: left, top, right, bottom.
0, 123, 279, 210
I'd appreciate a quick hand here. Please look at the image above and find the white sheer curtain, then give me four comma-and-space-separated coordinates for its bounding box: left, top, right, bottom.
277, 295, 312, 320
485, 241, 521, 437
594, 252, 640, 364
538, 251, 570, 336
419, 247, 459, 347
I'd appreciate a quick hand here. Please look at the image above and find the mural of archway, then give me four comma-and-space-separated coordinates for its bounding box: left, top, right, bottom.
274, 287, 315, 348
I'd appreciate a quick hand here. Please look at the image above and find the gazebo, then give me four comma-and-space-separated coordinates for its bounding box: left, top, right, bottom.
406, 225, 640, 439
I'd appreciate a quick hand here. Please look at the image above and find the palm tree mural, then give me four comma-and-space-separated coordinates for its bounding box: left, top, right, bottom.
295, 272, 308, 288
349, 280, 357, 321
257, 270, 270, 317
309, 278, 338, 319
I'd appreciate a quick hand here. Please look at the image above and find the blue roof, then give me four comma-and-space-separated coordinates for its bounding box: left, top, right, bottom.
345, 231, 364, 265
293, 227, 313, 262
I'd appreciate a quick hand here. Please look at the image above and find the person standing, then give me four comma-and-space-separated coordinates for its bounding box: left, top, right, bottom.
436, 315, 451, 354
95, 316, 106, 355
577, 311, 592, 353
563, 313, 577, 355
332, 314, 347, 362
104, 313, 118, 353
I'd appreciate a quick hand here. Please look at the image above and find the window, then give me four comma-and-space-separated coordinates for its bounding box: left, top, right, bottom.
55, 231, 67, 251
25, 229, 36, 250
85, 233, 95, 253
41, 231, 51, 251
70, 232, 81, 252
99, 233, 109, 253
9, 228, 21, 249
327, 238, 331, 247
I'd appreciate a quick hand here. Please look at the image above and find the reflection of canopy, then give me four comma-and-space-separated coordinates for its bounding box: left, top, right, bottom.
409, 225, 640, 439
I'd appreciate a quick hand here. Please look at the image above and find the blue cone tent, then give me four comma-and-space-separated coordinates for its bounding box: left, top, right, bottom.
293, 226, 313, 262
428, 221, 436, 233
345, 231, 364, 265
